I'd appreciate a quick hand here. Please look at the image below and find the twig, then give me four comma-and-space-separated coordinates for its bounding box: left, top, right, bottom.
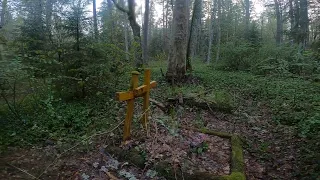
106, 171, 119, 180
174, 165, 178, 180
37, 120, 124, 179
111, 0, 129, 13
150, 98, 167, 112
7, 163, 39, 180
180, 164, 185, 180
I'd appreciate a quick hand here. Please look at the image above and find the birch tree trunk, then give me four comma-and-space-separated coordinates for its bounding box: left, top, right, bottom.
166, 0, 188, 81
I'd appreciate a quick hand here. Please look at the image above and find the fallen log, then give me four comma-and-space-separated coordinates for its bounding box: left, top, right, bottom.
150, 95, 233, 114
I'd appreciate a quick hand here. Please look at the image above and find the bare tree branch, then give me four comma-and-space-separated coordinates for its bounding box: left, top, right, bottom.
111, 0, 129, 14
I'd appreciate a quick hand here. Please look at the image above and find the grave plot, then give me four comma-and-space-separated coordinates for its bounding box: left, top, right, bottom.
108, 69, 246, 180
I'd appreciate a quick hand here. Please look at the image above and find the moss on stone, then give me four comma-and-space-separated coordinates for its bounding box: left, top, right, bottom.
217, 172, 246, 180
186, 172, 245, 180
105, 146, 146, 168
199, 128, 233, 138
230, 135, 245, 173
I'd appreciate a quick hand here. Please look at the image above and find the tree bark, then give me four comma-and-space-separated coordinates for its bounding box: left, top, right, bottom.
274, 0, 283, 45
128, 0, 143, 67
215, 0, 221, 64
294, 0, 300, 43
244, 0, 250, 40
299, 0, 309, 48
186, 0, 202, 70
93, 0, 99, 40
45, 0, 54, 42
143, 0, 150, 64
289, 0, 295, 35
120, 0, 129, 60
206, 0, 216, 64
166, 0, 188, 81
0, 0, 7, 27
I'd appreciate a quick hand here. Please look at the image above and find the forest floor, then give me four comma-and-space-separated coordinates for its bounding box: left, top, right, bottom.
1, 61, 319, 179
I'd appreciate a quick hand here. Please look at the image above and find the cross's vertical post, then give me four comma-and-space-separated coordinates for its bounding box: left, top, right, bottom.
141, 69, 151, 129
123, 71, 140, 141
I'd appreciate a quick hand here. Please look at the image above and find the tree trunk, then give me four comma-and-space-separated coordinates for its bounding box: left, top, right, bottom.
260, 16, 263, 41
76, 16, 80, 51
128, 0, 143, 67
107, 0, 113, 42
166, 0, 188, 81
289, 0, 295, 39
274, 0, 282, 45
244, 0, 250, 40
45, 0, 54, 43
162, 0, 166, 52
294, 0, 300, 43
124, 23, 129, 60
93, 0, 99, 40
206, 0, 216, 64
120, 0, 129, 60
299, 0, 308, 48
0, 0, 7, 27
186, 0, 202, 70
143, 0, 150, 64
215, 0, 221, 64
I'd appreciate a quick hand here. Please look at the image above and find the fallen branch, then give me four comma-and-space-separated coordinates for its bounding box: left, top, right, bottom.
150, 98, 167, 112
106, 171, 119, 180
169, 96, 232, 113
7, 163, 39, 180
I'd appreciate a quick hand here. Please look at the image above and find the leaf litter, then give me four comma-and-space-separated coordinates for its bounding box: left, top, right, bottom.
0, 102, 299, 179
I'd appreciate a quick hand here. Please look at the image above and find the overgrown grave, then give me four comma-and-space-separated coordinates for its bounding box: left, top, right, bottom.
110, 69, 246, 180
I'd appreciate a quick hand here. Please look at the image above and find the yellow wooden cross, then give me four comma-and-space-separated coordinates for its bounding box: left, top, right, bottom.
116, 69, 157, 141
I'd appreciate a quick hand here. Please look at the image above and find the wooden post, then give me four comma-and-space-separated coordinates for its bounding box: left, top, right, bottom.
141, 69, 151, 129
123, 71, 140, 141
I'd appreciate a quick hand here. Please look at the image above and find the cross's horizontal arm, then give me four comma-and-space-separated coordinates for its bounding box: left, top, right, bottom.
116, 81, 157, 101
133, 81, 156, 96
116, 91, 134, 101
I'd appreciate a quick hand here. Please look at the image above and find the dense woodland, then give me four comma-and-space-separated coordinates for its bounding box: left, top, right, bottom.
0, 0, 320, 179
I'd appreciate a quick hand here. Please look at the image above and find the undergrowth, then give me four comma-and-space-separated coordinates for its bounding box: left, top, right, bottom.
151, 60, 319, 178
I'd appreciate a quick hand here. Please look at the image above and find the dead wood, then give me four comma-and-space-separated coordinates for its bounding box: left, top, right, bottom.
150, 95, 232, 114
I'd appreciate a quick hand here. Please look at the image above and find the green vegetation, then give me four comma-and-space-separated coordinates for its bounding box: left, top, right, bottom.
194, 64, 320, 138
0, 0, 319, 179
